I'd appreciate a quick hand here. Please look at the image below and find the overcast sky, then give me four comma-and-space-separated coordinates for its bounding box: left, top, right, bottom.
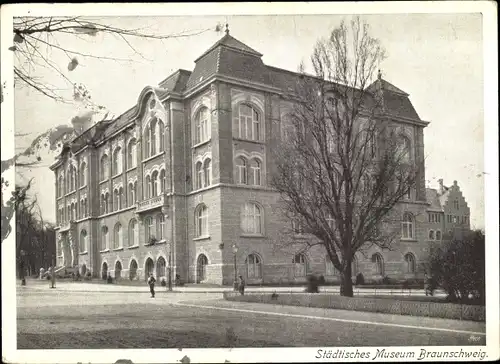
14, 13, 485, 228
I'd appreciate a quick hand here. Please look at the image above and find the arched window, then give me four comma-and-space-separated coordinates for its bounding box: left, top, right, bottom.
105, 192, 111, 213
156, 214, 165, 240
113, 146, 123, 175
325, 256, 339, 276
151, 171, 159, 197
79, 162, 87, 187
292, 218, 303, 234
404, 253, 416, 274
150, 118, 157, 156
100, 154, 109, 181
127, 138, 137, 169
145, 175, 151, 198
195, 204, 208, 237
250, 159, 261, 186
158, 119, 165, 153
144, 125, 151, 159
119, 187, 125, 209
128, 219, 138, 247
436, 230, 442, 241
113, 223, 122, 249
236, 157, 247, 184
428, 230, 435, 240
114, 189, 120, 211
156, 256, 166, 278
239, 104, 260, 141
396, 135, 411, 163
195, 107, 210, 144
204, 159, 212, 187
195, 162, 203, 190
100, 194, 105, 214
79, 230, 87, 253
101, 226, 109, 251
129, 182, 136, 206
372, 253, 384, 276
241, 202, 262, 234
246, 254, 262, 279
401, 212, 414, 240
58, 175, 64, 197
160, 169, 166, 193
144, 216, 154, 243
293, 253, 307, 277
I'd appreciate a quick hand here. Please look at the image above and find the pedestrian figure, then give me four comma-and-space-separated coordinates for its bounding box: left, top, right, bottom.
148, 274, 156, 298
238, 275, 245, 295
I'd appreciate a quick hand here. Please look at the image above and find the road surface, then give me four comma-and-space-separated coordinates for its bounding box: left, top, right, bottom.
16, 285, 485, 349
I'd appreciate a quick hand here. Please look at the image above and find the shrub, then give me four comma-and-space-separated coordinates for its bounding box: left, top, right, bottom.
161, 278, 167, 287
305, 274, 320, 293
382, 275, 392, 285
355, 273, 365, 286
318, 275, 326, 285
106, 275, 113, 284
46, 275, 51, 280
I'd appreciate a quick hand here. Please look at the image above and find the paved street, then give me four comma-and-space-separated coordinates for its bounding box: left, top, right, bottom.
17, 284, 484, 349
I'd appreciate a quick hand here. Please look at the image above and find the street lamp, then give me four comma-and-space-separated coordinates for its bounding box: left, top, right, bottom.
232, 243, 239, 291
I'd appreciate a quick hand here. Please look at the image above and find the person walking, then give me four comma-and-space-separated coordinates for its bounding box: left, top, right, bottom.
238, 275, 245, 296
147, 274, 156, 298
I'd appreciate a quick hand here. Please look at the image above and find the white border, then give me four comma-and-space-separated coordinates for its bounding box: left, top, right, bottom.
2, 2, 498, 363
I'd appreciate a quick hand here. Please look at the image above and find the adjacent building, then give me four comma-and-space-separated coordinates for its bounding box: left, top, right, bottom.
50, 29, 470, 285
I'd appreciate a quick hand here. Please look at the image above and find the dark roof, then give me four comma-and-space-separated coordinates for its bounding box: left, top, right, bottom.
158, 69, 192, 93
194, 33, 262, 63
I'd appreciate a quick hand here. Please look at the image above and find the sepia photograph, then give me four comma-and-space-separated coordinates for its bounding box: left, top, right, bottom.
1, 2, 498, 363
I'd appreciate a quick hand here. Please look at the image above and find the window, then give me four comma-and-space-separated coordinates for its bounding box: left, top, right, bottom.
241, 202, 262, 234
58, 175, 64, 196
106, 192, 111, 213
372, 253, 384, 275
127, 139, 137, 169
100, 154, 109, 181
160, 169, 166, 193
145, 175, 151, 198
195, 204, 208, 237
428, 230, 435, 240
406, 188, 411, 200
156, 214, 165, 240
454, 200, 459, 210
150, 118, 157, 156
238, 104, 261, 141
404, 253, 416, 274
128, 219, 138, 247
436, 230, 442, 240
79, 162, 87, 187
129, 182, 137, 206
325, 256, 339, 276
401, 212, 414, 239
196, 162, 203, 190
292, 218, 303, 234
114, 189, 120, 211
101, 226, 109, 251
293, 253, 307, 277
396, 135, 411, 163
158, 119, 165, 153
145, 216, 154, 243
204, 159, 212, 187
113, 146, 123, 175
246, 254, 262, 279
113, 223, 122, 249
326, 214, 335, 230
250, 159, 261, 186
236, 157, 247, 184
195, 107, 210, 144
151, 171, 159, 197
80, 230, 87, 253
119, 187, 125, 209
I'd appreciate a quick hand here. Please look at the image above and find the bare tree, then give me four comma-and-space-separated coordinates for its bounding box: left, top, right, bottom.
271, 18, 421, 297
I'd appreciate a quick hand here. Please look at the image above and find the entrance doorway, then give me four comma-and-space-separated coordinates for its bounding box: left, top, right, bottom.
144, 258, 154, 280
197, 254, 208, 283
101, 262, 108, 280
115, 261, 122, 280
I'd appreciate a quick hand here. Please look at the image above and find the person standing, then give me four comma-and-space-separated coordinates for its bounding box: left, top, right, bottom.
147, 274, 156, 298
238, 275, 245, 296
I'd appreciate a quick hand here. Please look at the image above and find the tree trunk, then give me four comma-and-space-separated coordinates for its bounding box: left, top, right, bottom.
340, 263, 354, 297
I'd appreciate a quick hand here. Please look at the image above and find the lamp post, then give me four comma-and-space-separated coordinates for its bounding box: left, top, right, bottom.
162, 205, 173, 292
232, 243, 238, 291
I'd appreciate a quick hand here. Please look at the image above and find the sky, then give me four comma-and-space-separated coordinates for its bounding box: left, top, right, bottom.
13, 13, 485, 228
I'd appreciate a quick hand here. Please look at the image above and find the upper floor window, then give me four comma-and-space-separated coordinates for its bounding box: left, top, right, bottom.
101, 226, 109, 251
113, 146, 123, 175
372, 253, 384, 275
236, 157, 247, 184
238, 104, 261, 141
195, 107, 210, 144
156, 214, 166, 240
79, 230, 87, 253
127, 138, 137, 169
291, 218, 304, 234
58, 175, 64, 197
404, 253, 416, 274
100, 154, 109, 181
195, 204, 209, 237
195, 162, 203, 190
79, 162, 87, 187
145, 216, 154, 243
128, 182, 137, 206
160, 169, 166, 193
204, 159, 212, 187
396, 135, 411, 163
428, 230, 435, 240
293, 253, 307, 277
241, 202, 262, 234
158, 119, 165, 153
401, 212, 414, 240
250, 158, 261, 186
454, 200, 459, 210
128, 219, 138, 247
436, 230, 442, 241
145, 175, 151, 199
151, 171, 159, 197
113, 223, 122, 249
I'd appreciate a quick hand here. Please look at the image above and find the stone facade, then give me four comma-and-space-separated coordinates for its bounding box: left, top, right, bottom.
49, 31, 470, 285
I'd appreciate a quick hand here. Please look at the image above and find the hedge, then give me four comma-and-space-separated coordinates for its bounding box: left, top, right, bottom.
223, 292, 485, 322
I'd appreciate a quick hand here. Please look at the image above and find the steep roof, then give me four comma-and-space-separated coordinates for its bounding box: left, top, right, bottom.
194, 33, 262, 63
426, 188, 444, 211
158, 69, 192, 93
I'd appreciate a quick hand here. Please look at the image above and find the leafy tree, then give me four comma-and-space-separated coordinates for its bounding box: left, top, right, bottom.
271, 17, 421, 297
428, 230, 485, 304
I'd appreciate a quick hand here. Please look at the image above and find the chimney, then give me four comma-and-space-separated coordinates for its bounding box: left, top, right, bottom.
438, 179, 444, 194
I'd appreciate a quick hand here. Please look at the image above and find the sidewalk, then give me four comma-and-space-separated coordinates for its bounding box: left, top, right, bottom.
21, 280, 445, 297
